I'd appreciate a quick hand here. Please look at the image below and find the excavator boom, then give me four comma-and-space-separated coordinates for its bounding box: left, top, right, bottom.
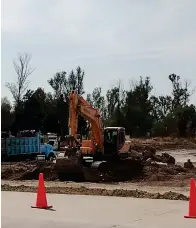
68, 90, 104, 153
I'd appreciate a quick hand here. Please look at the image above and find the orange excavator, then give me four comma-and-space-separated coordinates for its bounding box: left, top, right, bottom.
56, 90, 143, 181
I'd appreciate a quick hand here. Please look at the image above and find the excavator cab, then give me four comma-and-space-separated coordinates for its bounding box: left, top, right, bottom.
103, 127, 125, 156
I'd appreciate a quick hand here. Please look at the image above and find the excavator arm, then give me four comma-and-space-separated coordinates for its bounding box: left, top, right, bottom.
68, 90, 104, 153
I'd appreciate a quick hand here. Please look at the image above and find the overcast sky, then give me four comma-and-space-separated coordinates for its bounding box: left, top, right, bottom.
2, 0, 196, 103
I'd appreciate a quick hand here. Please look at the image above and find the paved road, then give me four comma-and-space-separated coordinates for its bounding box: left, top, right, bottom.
2, 191, 195, 228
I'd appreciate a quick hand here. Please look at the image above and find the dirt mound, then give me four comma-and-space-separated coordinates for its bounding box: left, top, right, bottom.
2, 159, 195, 184
1, 158, 144, 182
128, 144, 156, 154
1, 184, 188, 201
1, 161, 58, 181
142, 162, 196, 182
128, 137, 196, 151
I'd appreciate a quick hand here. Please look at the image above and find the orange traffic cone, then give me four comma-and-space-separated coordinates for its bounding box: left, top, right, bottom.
31, 173, 52, 210
184, 178, 196, 219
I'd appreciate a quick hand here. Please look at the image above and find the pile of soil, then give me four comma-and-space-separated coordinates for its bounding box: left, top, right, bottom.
127, 137, 196, 152
1, 160, 143, 182
1, 161, 58, 181
142, 163, 196, 182
1, 159, 195, 183
1, 184, 188, 201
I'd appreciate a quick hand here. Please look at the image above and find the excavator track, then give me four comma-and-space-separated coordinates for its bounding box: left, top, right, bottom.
55, 155, 144, 182
91, 158, 144, 182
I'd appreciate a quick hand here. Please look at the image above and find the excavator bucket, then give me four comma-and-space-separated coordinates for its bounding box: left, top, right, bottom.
55, 156, 85, 181
55, 135, 86, 181
55, 156, 106, 182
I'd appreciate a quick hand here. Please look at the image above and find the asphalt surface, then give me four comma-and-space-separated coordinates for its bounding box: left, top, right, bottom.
2, 191, 196, 228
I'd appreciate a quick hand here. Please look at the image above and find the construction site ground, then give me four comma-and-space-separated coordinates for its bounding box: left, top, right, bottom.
1, 137, 196, 200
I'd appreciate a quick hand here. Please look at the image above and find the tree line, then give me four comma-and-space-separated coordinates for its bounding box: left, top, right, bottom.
2, 53, 196, 138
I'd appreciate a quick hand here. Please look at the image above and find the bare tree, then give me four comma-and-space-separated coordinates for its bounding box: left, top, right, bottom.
183, 79, 196, 105
6, 53, 35, 105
